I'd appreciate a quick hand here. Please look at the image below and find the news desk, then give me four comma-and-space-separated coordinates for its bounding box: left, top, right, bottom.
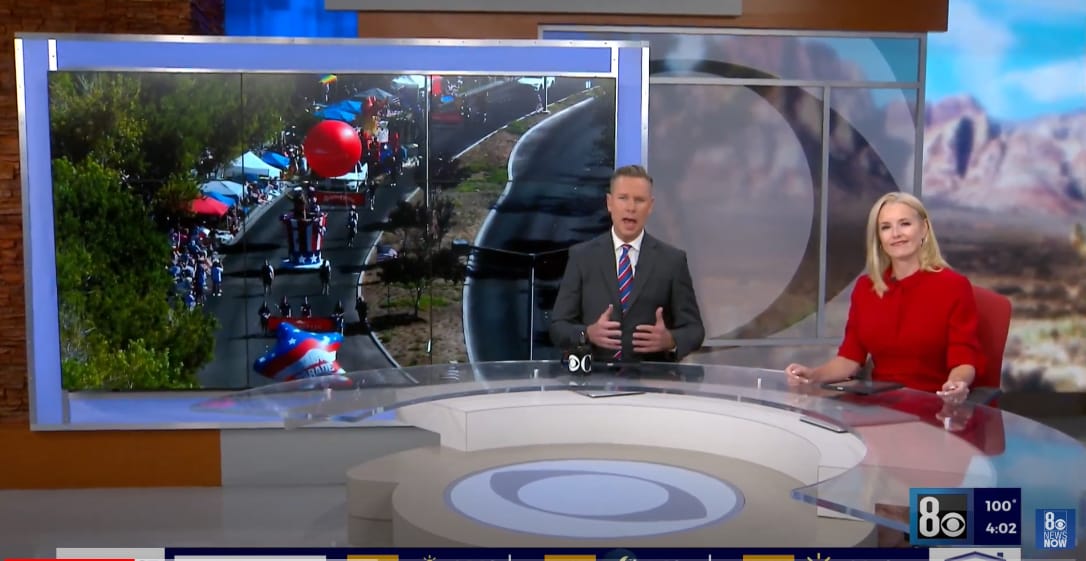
199, 362, 1086, 554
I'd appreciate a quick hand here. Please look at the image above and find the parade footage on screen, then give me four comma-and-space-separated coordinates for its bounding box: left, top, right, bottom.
46, 70, 616, 391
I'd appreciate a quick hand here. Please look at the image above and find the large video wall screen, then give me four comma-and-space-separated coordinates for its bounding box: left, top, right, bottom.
18, 35, 647, 428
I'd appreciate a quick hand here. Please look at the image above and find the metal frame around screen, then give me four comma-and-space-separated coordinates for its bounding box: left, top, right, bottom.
15, 34, 649, 429
541, 25, 926, 348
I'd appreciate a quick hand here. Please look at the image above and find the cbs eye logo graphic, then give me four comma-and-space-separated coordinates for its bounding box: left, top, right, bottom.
564, 352, 592, 374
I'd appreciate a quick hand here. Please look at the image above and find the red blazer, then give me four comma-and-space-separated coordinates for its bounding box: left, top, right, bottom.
839, 267, 985, 392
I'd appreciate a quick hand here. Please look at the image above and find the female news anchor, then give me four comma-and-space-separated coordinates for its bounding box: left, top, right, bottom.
785, 192, 984, 404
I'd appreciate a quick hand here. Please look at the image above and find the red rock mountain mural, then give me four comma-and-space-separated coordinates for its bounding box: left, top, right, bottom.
923, 96, 1086, 391
924, 95, 1086, 225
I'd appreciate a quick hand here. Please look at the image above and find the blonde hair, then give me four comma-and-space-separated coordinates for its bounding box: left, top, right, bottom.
865, 192, 949, 296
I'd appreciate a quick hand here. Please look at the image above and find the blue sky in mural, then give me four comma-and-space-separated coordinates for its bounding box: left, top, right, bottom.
927, 0, 1086, 122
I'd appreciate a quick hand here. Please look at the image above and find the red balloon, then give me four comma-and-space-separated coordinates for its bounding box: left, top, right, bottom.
303, 120, 362, 178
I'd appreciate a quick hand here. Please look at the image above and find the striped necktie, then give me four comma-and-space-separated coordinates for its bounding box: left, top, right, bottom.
615, 244, 633, 359
618, 244, 633, 312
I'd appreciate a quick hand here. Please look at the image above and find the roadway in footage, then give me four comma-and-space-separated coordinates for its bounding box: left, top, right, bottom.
466, 79, 615, 362
199, 79, 551, 388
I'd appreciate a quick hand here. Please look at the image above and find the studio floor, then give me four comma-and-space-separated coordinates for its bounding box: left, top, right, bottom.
0, 485, 349, 557
1, 418, 1083, 558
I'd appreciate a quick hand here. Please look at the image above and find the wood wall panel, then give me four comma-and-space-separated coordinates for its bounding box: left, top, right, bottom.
356, 0, 948, 39
0, 426, 221, 489
0, 0, 225, 489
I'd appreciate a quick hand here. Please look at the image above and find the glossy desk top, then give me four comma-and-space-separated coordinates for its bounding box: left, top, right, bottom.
196, 361, 1086, 548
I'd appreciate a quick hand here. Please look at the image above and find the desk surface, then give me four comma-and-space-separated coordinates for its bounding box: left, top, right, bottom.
196, 361, 1086, 548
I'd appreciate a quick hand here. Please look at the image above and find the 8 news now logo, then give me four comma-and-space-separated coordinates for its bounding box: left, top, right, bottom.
1036, 508, 1076, 550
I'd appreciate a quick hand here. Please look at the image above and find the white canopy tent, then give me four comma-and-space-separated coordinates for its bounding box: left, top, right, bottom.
224, 151, 281, 179
391, 75, 424, 88
200, 179, 245, 199
316, 163, 368, 190
334, 162, 368, 184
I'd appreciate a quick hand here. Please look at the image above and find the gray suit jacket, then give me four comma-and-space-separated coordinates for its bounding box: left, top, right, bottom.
549, 232, 705, 362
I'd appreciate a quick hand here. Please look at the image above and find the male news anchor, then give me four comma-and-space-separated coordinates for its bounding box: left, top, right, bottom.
550, 165, 705, 363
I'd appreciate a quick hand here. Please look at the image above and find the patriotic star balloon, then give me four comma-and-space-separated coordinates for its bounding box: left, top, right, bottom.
254, 323, 345, 382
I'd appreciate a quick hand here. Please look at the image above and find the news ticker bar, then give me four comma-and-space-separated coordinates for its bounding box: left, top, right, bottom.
2, 556, 1032, 561
12, 546, 1040, 561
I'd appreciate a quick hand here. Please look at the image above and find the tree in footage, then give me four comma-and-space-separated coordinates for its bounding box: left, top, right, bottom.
48, 73, 146, 176
52, 157, 218, 390
428, 191, 455, 246
432, 247, 467, 287
378, 191, 460, 318
386, 199, 425, 242
46, 70, 300, 390
380, 229, 431, 319
49, 71, 295, 226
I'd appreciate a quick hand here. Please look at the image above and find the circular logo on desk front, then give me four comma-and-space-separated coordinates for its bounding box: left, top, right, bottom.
445, 459, 744, 538
565, 353, 592, 374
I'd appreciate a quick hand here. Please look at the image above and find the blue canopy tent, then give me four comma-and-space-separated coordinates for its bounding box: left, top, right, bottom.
204, 191, 237, 207
314, 106, 357, 122
261, 151, 291, 170
327, 99, 363, 113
